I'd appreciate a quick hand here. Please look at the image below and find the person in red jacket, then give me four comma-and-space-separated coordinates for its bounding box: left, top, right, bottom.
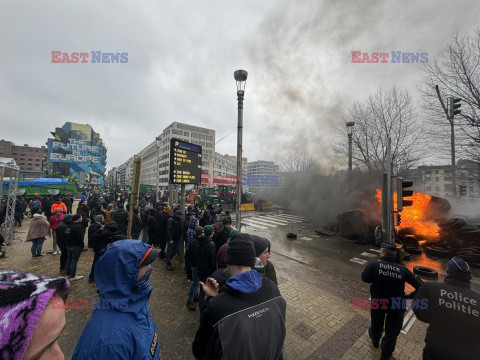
49, 210, 65, 255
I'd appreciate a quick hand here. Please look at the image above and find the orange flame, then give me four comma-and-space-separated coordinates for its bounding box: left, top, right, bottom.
375, 189, 439, 239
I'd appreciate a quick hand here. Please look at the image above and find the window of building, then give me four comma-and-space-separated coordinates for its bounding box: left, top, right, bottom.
206, 143, 212, 148
205, 150, 212, 155
206, 135, 213, 141
199, 134, 205, 140
184, 132, 189, 137
172, 129, 182, 135
191, 133, 198, 138
435, 170, 439, 174
199, 142, 205, 146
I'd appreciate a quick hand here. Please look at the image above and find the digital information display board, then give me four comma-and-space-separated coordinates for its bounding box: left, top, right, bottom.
169, 139, 202, 184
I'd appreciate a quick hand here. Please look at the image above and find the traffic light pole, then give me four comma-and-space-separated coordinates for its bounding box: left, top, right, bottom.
436, 86, 460, 198
450, 118, 457, 198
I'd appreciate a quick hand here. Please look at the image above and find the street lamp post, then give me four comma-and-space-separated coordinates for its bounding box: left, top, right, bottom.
346, 121, 355, 192
155, 136, 161, 204
234, 69, 248, 230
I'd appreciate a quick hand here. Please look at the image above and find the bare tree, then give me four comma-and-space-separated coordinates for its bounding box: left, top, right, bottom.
281, 146, 317, 173
418, 31, 480, 164
335, 85, 425, 175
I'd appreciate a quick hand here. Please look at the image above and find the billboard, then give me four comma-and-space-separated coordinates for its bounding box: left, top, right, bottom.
47, 122, 107, 184
169, 139, 202, 184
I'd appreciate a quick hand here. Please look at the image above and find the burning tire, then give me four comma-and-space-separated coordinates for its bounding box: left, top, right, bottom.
438, 218, 466, 230
404, 245, 422, 255
424, 246, 454, 258
413, 266, 438, 279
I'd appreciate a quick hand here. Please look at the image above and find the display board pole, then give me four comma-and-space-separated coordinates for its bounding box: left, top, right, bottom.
178, 183, 186, 264
127, 157, 142, 238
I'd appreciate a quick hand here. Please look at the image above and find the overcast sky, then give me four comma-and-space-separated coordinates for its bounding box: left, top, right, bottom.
1, 0, 479, 172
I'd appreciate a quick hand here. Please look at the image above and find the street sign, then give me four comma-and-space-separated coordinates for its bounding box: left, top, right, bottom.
169, 138, 202, 184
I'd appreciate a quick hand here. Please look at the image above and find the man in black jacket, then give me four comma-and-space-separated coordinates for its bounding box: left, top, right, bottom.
55, 214, 72, 274
192, 235, 286, 360
157, 205, 171, 258
413, 257, 479, 360
199, 210, 212, 228
147, 209, 158, 246
196, 225, 217, 312
65, 214, 86, 281
165, 210, 183, 271
88, 214, 104, 282
361, 243, 423, 360
76, 199, 90, 228
112, 203, 128, 235
214, 219, 232, 254
95, 221, 125, 252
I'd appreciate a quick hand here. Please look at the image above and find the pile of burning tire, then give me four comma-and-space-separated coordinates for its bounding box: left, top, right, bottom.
424, 216, 480, 268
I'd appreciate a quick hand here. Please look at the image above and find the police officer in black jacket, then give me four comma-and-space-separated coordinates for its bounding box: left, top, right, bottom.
413, 256, 479, 360
361, 243, 423, 360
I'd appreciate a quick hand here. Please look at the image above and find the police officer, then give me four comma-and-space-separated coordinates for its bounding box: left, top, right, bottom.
413, 257, 479, 360
361, 243, 423, 360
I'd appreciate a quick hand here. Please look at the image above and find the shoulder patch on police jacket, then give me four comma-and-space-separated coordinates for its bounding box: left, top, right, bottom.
150, 331, 158, 357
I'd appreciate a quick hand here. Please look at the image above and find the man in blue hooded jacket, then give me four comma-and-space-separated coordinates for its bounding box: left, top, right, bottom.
72, 240, 162, 359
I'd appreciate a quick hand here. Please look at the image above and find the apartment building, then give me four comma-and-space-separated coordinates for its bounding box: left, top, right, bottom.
0, 140, 47, 178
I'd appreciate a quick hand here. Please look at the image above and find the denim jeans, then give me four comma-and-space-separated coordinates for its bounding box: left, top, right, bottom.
52, 231, 58, 251
141, 229, 149, 243
31, 237, 45, 256
165, 239, 179, 265
187, 266, 199, 302
66, 246, 83, 278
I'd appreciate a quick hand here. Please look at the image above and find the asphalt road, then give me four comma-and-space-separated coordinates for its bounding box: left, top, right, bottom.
239, 211, 480, 293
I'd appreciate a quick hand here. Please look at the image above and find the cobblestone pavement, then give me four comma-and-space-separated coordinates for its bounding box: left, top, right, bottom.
2, 215, 428, 359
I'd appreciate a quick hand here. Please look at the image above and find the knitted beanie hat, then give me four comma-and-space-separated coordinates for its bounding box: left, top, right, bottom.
229, 229, 240, 238
251, 235, 269, 257
225, 235, 256, 268
0, 270, 70, 360
204, 225, 214, 237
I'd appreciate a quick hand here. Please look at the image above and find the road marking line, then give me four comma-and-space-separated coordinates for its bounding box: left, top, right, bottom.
241, 221, 269, 230
471, 278, 480, 285
360, 252, 377, 258
401, 310, 416, 334
301, 237, 313, 241
350, 257, 367, 265
264, 215, 301, 223
257, 216, 289, 225
242, 218, 277, 228
369, 249, 381, 253
276, 214, 308, 221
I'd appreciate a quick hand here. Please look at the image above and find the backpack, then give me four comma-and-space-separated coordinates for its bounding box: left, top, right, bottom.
30, 200, 40, 212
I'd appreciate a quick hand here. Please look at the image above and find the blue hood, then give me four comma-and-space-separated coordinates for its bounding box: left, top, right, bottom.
94, 240, 153, 316
226, 269, 263, 294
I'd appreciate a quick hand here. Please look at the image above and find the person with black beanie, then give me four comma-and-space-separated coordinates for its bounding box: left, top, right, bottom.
192, 234, 286, 360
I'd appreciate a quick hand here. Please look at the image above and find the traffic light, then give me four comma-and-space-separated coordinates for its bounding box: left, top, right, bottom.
396, 178, 413, 212
396, 213, 402, 226
448, 97, 462, 119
